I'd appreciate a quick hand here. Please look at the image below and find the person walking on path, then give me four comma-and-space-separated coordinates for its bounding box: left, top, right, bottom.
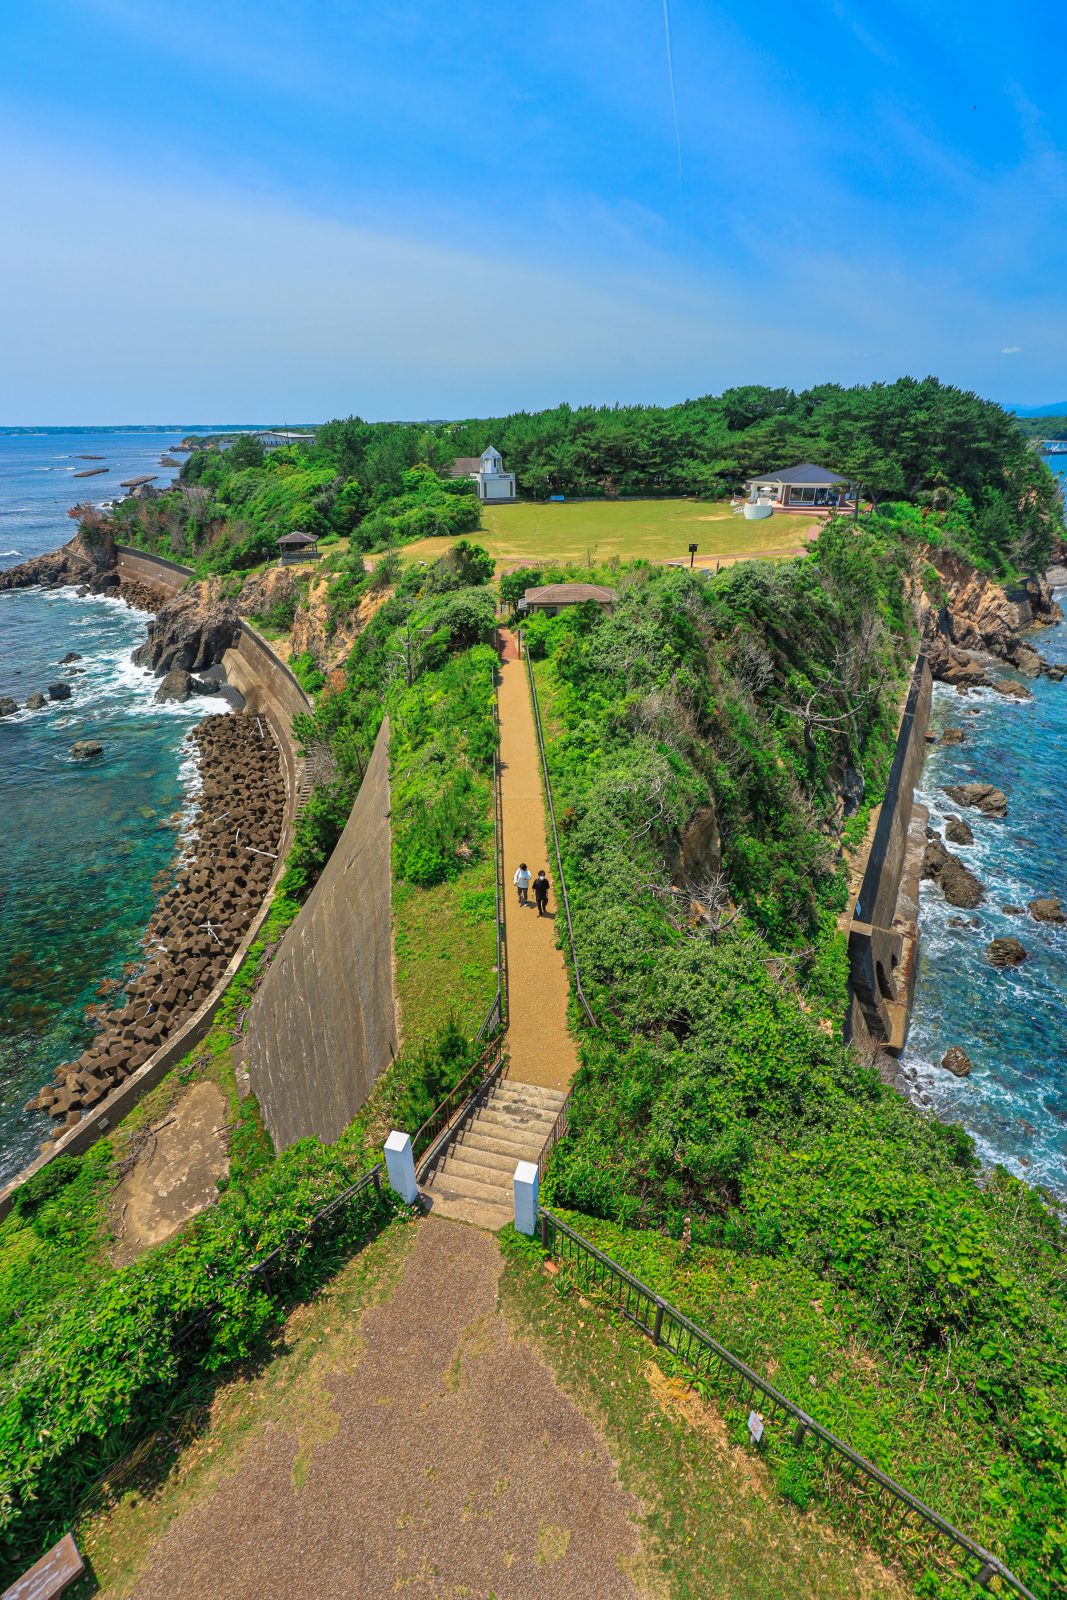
513, 862, 531, 906
533, 869, 550, 917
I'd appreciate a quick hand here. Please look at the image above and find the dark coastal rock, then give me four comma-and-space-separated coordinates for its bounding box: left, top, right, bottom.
992, 679, 1032, 700
1008, 644, 1044, 678
47, 681, 72, 702
986, 936, 1028, 968
58, 651, 83, 665
1046, 664, 1066, 683
941, 1047, 973, 1077
0, 527, 116, 592
1029, 896, 1066, 925
70, 740, 103, 760
24, 692, 47, 710
943, 782, 1007, 818
155, 666, 214, 704
89, 571, 120, 593
1002, 904, 1025, 915
947, 914, 981, 928
922, 835, 984, 907
134, 586, 240, 676
944, 815, 973, 846
940, 726, 967, 745
0, 697, 17, 717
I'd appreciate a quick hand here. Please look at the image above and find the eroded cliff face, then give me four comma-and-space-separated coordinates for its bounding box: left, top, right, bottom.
133, 580, 241, 675
919, 551, 1064, 687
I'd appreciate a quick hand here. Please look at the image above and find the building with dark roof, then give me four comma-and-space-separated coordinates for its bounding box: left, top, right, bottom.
744, 462, 855, 509
277, 530, 320, 565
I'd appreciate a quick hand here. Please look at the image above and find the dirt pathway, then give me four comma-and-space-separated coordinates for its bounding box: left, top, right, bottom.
123, 1218, 646, 1599
497, 630, 580, 1092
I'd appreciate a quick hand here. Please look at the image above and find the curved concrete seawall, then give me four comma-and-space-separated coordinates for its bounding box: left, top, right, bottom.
244, 719, 398, 1150
846, 652, 933, 1052
0, 549, 311, 1217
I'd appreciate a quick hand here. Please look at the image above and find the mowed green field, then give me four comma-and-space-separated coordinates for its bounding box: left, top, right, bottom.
402, 497, 820, 570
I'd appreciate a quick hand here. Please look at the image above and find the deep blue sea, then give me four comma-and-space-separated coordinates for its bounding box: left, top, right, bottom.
908, 463, 1067, 1197
0, 428, 239, 1184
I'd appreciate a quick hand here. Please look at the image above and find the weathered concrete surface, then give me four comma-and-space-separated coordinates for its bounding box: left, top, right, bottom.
246, 720, 397, 1150
111, 1081, 230, 1265
115, 545, 190, 599
847, 654, 932, 1050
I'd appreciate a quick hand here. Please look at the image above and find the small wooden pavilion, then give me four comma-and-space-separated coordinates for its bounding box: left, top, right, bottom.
277, 530, 320, 565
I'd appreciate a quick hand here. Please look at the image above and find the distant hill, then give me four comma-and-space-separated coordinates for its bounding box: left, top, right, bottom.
1011, 402, 1067, 417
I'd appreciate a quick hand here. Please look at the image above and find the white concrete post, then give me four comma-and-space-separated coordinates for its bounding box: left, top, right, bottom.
513, 1160, 539, 1235
384, 1130, 418, 1204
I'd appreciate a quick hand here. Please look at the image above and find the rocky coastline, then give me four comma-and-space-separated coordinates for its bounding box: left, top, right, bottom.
26, 711, 284, 1140
1, 534, 285, 1148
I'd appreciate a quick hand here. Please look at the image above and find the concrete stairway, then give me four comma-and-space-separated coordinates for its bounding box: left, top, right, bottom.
421, 1077, 568, 1230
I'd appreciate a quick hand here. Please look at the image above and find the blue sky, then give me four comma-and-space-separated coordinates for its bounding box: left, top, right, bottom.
2, 0, 1064, 421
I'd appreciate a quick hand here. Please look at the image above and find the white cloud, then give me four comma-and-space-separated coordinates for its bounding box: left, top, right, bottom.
1001, 345, 1022, 354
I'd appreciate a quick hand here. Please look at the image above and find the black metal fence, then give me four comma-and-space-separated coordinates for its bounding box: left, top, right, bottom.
175, 1166, 389, 1348
477, 659, 508, 1041
538, 1208, 1039, 1600
521, 639, 598, 1029
537, 1089, 572, 1182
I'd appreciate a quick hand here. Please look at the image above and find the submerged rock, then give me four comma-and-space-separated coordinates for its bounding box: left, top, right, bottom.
70, 740, 104, 760
1029, 896, 1066, 925
58, 651, 83, 665
0, 697, 17, 717
945, 815, 974, 846
986, 937, 1028, 968
47, 681, 72, 702
944, 782, 1008, 818
1002, 904, 1025, 915
940, 726, 967, 745
993, 679, 1032, 700
941, 1047, 973, 1077
24, 692, 47, 710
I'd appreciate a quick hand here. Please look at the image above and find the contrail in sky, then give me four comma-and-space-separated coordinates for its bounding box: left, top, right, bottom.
662, 0, 684, 185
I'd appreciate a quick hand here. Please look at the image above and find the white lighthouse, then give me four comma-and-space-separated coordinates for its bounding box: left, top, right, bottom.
475, 445, 516, 502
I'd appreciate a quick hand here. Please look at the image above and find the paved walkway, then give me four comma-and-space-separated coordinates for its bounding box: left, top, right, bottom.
497, 630, 580, 1092
126, 1219, 645, 1599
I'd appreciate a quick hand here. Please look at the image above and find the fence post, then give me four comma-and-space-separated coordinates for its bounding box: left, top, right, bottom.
384, 1131, 418, 1204
513, 1161, 538, 1235
652, 1300, 665, 1345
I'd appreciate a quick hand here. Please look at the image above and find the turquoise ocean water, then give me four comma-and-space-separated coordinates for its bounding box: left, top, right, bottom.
0, 429, 235, 1184
906, 456, 1067, 1197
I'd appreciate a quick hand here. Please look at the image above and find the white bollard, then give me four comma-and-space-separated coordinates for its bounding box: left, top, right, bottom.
513, 1160, 539, 1236
384, 1130, 418, 1204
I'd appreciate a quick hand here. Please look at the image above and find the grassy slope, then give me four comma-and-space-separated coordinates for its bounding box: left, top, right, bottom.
400, 497, 819, 570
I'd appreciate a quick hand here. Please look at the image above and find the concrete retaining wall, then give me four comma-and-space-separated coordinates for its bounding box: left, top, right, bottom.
846, 652, 932, 1050
245, 719, 398, 1151
0, 550, 311, 1218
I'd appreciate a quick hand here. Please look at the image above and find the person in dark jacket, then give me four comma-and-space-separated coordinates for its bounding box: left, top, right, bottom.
533, 869, 550, 916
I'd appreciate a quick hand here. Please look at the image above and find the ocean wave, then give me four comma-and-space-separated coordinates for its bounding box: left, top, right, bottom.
0, 549, 21, 557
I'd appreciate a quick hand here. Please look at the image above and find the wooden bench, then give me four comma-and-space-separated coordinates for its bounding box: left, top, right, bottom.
1, 1535, 85, 1600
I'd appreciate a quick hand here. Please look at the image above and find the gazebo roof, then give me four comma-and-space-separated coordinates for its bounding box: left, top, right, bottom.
746, 462, 849, 487
277, 530, 318, 547
523, 582, 617, 605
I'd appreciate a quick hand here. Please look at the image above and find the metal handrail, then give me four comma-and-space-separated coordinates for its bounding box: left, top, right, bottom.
537, 1208, 1039, 1600
537, 1088, 572, 1182
176, 1165, 386, 1346
476, 657, 508, 1040
521, 637, 598, 1028
412, 1038, 508, 1181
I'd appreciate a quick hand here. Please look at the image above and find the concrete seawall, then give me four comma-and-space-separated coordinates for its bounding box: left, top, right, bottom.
0, 550, 311, 1217
245, 719, 398, 1150
846, 652, 933, 1052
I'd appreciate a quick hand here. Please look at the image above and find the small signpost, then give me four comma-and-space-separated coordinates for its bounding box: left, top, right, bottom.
747, 1410, 765, 1447
688, 542, 698, 567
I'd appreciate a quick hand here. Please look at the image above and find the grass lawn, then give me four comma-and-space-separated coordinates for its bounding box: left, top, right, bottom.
401, 498, 819, 571
392, 865, 497, 1051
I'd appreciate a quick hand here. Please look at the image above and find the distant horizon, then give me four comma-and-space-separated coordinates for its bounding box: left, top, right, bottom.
2, 392, 1065, 432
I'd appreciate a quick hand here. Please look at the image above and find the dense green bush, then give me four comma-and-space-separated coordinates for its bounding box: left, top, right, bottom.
527, 523, 1066, 1593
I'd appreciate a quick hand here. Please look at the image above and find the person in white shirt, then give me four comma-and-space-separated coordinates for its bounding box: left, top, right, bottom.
513, 862, 531, 905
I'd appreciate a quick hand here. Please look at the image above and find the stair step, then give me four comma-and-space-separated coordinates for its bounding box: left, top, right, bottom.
441, 1141, 521, 1175
476, 1105, 558, 1136
495, 1081, 568, 1109
440, 1154, 513, 1192
422, 1189, 512, 1230
451, 1127, 544, 1163
424, 1167, 507, 1206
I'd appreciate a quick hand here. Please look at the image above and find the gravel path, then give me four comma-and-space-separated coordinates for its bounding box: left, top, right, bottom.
127, 1218, 646, 1598
498, 630, 580, 1091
